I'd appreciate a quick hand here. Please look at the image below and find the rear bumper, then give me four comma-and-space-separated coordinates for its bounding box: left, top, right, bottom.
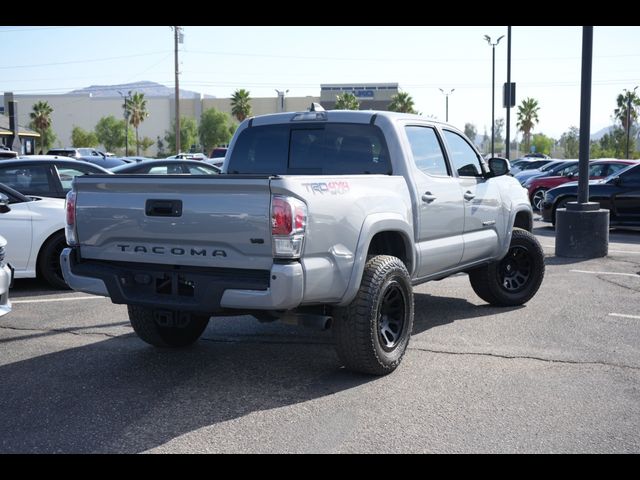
61, 248, 304, 313
0, 263, 12, 317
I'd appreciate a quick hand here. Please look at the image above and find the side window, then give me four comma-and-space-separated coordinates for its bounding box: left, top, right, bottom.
147, 166, 168, 174
608, 163, 630, 176
443, 130, 483, 177
405, 126, 449, 176
55, 166, 91, 191
0, 165, 52, 194
560, 164, 577, 176
588, 163, 608, 177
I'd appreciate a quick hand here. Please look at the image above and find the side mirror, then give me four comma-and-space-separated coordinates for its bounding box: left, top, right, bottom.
0, 193, 10, 214
487, 157, 510, 177
612, 176, 622, 186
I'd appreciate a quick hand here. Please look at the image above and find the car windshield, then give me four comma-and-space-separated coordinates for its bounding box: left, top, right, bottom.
604, 162, 639, 182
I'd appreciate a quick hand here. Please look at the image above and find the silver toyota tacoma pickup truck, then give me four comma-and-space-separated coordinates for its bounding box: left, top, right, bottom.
62, 108, 544, 375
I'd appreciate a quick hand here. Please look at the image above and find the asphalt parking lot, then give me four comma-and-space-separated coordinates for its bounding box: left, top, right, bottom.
1, 220, 639, 453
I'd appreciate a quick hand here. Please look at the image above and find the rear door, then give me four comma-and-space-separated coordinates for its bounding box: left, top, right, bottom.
404, 125, 464, 277
611, 166, 640, 222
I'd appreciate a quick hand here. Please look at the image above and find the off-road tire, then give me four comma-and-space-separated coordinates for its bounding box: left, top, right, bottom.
333, 255, 414, 375
469, 228, 544, 306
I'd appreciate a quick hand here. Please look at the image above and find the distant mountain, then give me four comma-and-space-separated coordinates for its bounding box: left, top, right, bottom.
590, 125, 614, 141
68, 81, 214, 99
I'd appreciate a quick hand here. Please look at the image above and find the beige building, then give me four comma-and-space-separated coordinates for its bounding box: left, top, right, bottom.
5, 83, 397, 156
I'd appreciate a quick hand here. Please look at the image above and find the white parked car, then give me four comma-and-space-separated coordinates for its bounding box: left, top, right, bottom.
0, 233, 12, 316
0, 183, 67, 289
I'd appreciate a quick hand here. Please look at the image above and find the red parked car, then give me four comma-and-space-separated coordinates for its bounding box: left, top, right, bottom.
526, 159, 637, 210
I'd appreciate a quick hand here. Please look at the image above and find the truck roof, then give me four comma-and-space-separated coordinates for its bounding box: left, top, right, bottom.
247, 109, 449, 128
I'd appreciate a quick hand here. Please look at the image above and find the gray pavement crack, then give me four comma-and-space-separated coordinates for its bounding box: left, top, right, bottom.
597, 276, 640, 293
0, 324, 125, 339
410, 346, 640, 371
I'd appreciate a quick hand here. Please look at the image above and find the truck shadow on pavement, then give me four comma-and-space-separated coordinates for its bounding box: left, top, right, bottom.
0, 328, 371, 453
412, 293, 523, 333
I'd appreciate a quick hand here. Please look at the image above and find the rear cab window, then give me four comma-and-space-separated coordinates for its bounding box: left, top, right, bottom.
227, 123, 391, 175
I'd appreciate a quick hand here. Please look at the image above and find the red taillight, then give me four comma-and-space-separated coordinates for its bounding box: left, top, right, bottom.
66, 191, 76, 226
272, 196, 292, 235
271, 195, 307, 258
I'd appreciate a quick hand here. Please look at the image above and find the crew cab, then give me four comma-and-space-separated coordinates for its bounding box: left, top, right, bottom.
62, 109, 545, 375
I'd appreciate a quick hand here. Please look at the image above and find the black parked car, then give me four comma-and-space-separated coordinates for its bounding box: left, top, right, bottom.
541, 162, 640, 227
0, 157, 112, 198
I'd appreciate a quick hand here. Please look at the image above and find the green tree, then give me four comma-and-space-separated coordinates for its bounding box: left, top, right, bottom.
388, 92, 417, 114
165, 116, 198, 155
531, 133, 554, 156
29, 101, 54, 152
464, 123, 477, 143
95, 115, 132, 152
559, 126, 580, 158
138, 136, 155, 155
334, 92, 360, 110
516, 97, 540, 153
71, 126, 98, 147
594, 127, 634, 158
230, 89, 252, 122
124, 92, 149, 156
614, 87, 640, 132
198, 108, 236, 154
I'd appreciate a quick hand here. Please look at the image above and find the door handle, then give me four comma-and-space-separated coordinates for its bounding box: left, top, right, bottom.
464, 191, 475, 201
422, 192, 437, 203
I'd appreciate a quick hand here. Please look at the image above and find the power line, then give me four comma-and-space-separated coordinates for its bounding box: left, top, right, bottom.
0, 26, 79, 34
0, 51, 167, 70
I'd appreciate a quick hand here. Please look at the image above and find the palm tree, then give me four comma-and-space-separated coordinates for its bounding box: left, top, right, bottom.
230, 89, 252, 122
614, 87, 640, 132
517, 97, 540, 154
334, 92, 360, 110
125, 92, 149, 155
30, 101, 54, 153
388, 92, 417, 114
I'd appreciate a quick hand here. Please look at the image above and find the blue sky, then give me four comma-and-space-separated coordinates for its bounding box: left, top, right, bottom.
1, 25, 639, 138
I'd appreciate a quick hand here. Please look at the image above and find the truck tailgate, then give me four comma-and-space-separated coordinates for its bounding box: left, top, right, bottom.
74, 175, 274, 270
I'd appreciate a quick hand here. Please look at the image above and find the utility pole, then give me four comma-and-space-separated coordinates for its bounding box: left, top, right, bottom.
626, 93, 632, 159
505, 26, 512, 160
173, 26, 182, 154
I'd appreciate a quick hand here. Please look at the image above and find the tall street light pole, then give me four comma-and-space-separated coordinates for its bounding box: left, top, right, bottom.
173, 26, 183, 154
484, 34, 504, 157
505, 26, 512, 160
438, 88, 455, 122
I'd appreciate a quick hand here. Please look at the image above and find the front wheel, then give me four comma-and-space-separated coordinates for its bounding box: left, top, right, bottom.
128, 305, 210, 347
333, 255, 414, 375
469, 228, 545, 306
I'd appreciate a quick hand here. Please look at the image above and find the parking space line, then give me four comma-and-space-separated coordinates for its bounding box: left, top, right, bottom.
541, 243, 640, 254
12, 296, 106, 304
570, 269, 640, 278
609, 313, 640, 320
